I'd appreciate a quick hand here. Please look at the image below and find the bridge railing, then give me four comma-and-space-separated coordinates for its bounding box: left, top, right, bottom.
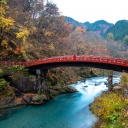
75, 56, 128, 66
0, 55, 128, 67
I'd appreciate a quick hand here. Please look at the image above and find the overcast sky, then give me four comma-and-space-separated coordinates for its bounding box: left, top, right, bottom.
50, 0, 127, 24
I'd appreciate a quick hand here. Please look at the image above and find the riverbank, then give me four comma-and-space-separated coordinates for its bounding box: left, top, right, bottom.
0, 66, 79, 110
90, 86, 128, 128
0, 65, 108, 110
0, 84, 77, 110
0, 75, 107, 128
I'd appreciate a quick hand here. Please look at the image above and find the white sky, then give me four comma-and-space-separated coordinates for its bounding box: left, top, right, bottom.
49, 0, 127, 24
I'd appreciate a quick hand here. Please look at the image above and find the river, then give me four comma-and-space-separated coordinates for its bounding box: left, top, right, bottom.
0, 75, 120, 128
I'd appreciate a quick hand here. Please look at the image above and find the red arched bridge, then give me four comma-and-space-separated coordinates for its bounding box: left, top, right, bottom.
0, 55, 128, 72
1, 55, 127, 93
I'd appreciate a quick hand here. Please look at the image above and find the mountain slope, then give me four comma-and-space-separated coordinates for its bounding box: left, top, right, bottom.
65, 16, 87, 30
84, 20, 113, 36
65, 17, 113, 37
104, 20, 128, 41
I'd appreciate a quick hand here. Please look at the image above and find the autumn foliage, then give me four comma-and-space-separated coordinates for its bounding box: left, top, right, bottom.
90, 92, 128, 128
0, 0, 127, 61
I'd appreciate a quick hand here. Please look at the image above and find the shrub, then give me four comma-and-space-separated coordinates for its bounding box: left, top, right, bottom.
91, 92, 124, 119
120, 73, 128, 86
0, 78, 7, 92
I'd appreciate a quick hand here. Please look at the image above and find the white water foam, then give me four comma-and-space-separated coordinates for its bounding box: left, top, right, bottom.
72, 75, 120, 98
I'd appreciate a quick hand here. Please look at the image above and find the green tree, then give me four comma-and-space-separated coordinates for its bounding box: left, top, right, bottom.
123, 35, 128, 45
106, 32, 114, 41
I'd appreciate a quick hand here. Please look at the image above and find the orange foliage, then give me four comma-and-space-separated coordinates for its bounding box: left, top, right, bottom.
14, 47, 25, 54
75, 27, 86, 34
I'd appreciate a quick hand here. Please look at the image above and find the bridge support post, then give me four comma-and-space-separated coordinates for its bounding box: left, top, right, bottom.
36, 69, 48, 94
108, 70, 113, 91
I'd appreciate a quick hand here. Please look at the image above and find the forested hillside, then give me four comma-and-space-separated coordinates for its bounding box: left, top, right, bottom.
0, 0, 73, 61
1, 0, 128, 61
66, 17, 113, 37
84, 20, 113, 36
66, 17, 128, 47
0, 0, 113, 109
105, 20, 128, 44
65, 16, 86, 30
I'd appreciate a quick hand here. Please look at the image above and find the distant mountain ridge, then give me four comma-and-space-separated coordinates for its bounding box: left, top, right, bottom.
84, 20, 113, 36
65, 16, 113, 36
66, 17, 128, 43
65, 17, 87, 30
104, 20, 128, 41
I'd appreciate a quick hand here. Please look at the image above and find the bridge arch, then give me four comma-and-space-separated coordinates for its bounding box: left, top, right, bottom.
1, 55, 127, 93
25, 55, 128, 73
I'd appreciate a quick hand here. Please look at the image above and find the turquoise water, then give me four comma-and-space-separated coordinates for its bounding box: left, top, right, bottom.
0, 76, 120, 128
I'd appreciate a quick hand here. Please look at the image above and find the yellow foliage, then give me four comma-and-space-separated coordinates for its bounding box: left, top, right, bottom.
91, 92, 124, 119
0, 6, 5, 14
1, 40, 8, 47
0, 0, 7, 4
49, 43, 54, 50
44, 31, 53, 37
0, 17, 14, 28
91, 91, 128, 128
120, 73, 128, 86
0, 0, 14, 30
16, 29, 29, 42
20, 47, 26, 53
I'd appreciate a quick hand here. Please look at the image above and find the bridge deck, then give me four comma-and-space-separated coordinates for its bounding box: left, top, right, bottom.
0, 55, 128, 72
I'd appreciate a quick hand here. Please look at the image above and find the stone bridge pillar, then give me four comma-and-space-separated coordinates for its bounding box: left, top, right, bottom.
108, 70, 113, 91
36, 69, 48, 94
